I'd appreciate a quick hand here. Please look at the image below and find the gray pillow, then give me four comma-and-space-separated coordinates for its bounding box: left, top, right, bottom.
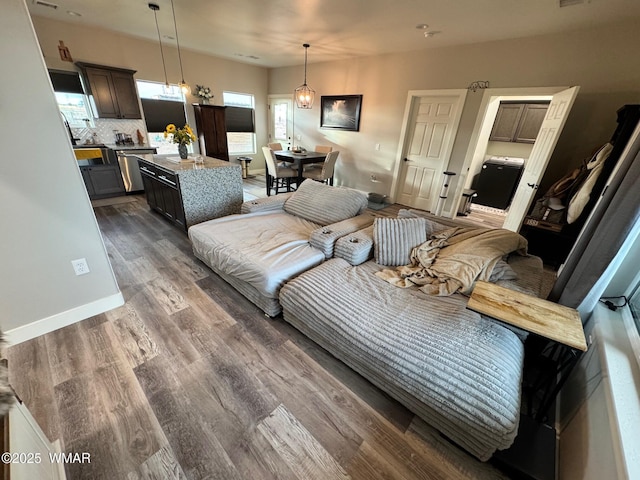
396, 209, 450, 236
374, 217, 428, 266
284, 180, 368, 226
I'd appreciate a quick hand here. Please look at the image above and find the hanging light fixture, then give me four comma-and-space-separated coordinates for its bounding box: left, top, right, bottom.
148, 3, 170, 93
170, 0, 189, 95
295, 43, 315, 109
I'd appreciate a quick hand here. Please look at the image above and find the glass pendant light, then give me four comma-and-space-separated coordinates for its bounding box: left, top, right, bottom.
170, 0, 190, 95
295, 44, 315, 109
148, 3, 171, 93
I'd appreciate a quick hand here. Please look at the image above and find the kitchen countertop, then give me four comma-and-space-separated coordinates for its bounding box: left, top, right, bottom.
133, 154, 234, 173
104, 144, 157, 152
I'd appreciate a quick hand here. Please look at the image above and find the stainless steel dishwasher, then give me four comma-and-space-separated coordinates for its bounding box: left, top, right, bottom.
115, 148, 157, 192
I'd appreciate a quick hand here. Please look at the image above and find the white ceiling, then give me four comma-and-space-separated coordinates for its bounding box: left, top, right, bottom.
28, 0, 640, 68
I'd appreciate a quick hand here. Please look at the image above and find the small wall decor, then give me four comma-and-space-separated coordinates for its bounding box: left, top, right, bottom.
468, 81, 490, 92
58, 40, 72, 62
195, 85, 214, 104
320, 95, 362, 131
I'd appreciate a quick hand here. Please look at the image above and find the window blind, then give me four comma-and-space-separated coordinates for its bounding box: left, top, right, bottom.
225, 106, 255, 133
49, 70, 85, 94
141, 98, 187, 132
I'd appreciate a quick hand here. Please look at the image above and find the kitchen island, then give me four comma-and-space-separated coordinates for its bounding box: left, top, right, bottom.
135, 154, 243, 231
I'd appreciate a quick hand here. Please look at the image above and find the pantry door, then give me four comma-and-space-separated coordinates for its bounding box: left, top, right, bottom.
503, 86, 580, 231
394, 91, 467, 212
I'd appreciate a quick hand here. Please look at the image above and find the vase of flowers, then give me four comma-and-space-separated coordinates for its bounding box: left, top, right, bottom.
164, 123, 196, 159
195, 84, 213, 105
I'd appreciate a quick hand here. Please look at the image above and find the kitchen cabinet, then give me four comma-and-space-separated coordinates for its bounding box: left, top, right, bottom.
138, 159, 186, 229
137, 154, 243, 231
80, 164, 125, 199
76, 62, 142, 119
193, 104, 229, 160
489, 102, 549, 143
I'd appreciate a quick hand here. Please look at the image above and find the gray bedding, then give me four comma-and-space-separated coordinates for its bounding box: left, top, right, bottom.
189, 210, 325, 299
279, 257, 529, 461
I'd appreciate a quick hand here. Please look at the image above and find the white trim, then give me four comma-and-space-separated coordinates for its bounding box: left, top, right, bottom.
451, 86, 567, 220
4, 292, 124, 345
390, 89, 468, 206
592, 304, 640, 480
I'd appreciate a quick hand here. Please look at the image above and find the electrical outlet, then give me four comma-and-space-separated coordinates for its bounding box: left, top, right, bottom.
370, 174, 379, 182
71, 258, 90, 276
375, 143, 380, 151
296, 134, 302, 141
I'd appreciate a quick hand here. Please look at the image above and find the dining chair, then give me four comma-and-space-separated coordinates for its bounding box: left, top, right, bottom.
267, 142, 293, 168
302, 150, 339, 186
304, 145, 333, 171
262, 146, 297, 195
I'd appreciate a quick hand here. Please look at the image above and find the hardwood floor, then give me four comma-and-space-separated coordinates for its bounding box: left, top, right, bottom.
8, 190, 511, 479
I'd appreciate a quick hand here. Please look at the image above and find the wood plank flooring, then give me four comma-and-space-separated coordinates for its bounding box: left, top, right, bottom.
7, 188, 512, 479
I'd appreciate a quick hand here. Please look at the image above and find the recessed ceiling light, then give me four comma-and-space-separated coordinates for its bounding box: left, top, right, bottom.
424, 30, 442, 38
416, 24, 429, 30
67, 10, 81, 16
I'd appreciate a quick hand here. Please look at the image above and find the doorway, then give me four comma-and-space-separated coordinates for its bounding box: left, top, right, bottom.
452, 86, 579, 231
391, 89, 468, 212
267, 95, 293, 151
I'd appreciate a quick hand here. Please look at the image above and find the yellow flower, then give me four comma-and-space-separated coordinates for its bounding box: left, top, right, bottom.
165, 123, 196, 146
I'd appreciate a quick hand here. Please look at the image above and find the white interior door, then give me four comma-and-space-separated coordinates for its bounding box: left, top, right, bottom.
502, 86, 580, 231
396, 92, 466, 211
268, 96, 292, 150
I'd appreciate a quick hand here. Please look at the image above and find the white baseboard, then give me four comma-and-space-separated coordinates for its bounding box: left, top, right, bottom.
4, 292, 124, 345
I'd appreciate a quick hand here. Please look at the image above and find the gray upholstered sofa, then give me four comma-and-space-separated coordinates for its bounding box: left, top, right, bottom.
279, 211, 544, 460
189, 180, 373, 316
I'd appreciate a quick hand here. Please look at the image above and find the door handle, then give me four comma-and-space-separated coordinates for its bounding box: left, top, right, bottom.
527, 183, 539, 189
404, 158, 412, 162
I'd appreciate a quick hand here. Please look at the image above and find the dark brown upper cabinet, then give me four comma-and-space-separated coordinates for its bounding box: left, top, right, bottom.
489, 102, 549, 144
76, 62, 142, 119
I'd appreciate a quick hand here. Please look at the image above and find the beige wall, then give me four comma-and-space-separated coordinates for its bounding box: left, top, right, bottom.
31, 16, 270, 171
1, 0, 122, 343
269, 18, 640, 200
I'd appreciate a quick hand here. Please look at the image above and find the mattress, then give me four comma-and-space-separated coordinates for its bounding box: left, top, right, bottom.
279, 257, 525, 461
189, 211, 325, 299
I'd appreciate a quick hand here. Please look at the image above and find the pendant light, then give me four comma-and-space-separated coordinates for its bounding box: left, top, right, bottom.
148, 3, 170, 93
295, 43, 315, 109
170, 0, 189, 95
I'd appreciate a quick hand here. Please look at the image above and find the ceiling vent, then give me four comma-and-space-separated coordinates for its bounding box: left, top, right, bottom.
559, 0, 585, 7
33, 0, 59, 9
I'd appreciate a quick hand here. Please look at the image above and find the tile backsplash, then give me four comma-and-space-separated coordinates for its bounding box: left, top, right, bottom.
71, 118, 148, 145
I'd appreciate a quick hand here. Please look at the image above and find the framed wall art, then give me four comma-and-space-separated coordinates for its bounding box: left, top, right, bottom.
320, 95, 362, 131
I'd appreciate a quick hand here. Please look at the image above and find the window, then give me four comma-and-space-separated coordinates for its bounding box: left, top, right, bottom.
223, 91, 256, 155
137, 80, 187, 154
49, 70, 94, 128
55, 92, 94, 128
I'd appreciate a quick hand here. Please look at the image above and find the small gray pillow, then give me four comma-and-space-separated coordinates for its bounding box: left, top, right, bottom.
396, 209, 450, 236
374, 217, 427, 266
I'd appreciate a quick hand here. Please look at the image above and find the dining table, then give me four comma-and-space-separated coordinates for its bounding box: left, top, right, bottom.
274, 150, 327, 186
